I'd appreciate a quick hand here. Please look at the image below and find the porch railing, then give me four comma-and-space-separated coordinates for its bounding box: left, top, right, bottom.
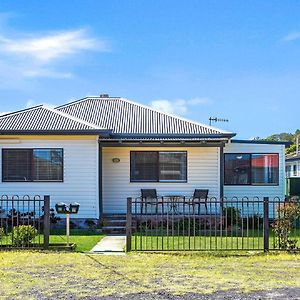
126, 196, 300, 252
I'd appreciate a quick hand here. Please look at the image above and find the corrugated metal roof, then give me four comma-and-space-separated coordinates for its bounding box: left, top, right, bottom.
58, 97, 233, 136
286, 152, 300, 161
0, 105, 105, 132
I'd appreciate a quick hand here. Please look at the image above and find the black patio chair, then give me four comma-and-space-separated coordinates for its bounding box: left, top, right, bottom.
140, 189, 160, 214
188, 189, 209, 215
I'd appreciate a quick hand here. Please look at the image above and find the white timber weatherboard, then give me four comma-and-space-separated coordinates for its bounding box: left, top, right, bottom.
0, 136, 99, 219
102, 146, 220, 213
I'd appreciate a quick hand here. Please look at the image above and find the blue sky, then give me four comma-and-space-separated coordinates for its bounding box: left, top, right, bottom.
0, 1, 299, 138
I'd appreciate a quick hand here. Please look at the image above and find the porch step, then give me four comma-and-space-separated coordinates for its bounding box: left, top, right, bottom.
102, 214, 126, 220
102, 226, 133, 234
102, 219, 127, 226
101, 214, 134, 234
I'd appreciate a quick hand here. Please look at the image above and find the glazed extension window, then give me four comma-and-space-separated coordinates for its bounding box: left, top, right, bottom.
224, 153, 279, 186
130, 151, 187, 182
2, 148, 63, 182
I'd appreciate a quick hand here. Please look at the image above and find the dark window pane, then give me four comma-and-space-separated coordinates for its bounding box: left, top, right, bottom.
224, 154, 251, 185
251, 154, 279, 185
2, 149, 32, 181
159, 152, 187, 181
131, 152, 158, 181
33, 149, 63, 181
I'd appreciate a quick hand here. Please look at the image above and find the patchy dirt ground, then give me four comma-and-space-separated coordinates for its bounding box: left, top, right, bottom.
97, 288, 300, 300
0, 251, 299, 299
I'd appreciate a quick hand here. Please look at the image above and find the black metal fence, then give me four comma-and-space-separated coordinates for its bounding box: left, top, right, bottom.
126, 196, 300, 252
0, 195, 50, 249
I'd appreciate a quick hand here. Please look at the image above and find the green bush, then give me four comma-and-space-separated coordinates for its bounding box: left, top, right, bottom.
223, 207, 241, 227
272, 199, 300, 250
0, 227, 4, 240
12, 225, 38, 246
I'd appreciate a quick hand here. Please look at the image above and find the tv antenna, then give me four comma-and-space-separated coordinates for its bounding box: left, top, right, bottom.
209, 117, 229, 126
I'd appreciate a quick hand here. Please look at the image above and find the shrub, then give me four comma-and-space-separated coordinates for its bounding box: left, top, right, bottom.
0, 227, 4, 240
243, 214, 263, 230
223, 207, 241, 227
85, 219, 97, 229
12, 225, 38, 246
272, 199, 300, 250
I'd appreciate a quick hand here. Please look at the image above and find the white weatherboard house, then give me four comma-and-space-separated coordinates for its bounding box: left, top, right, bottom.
0, 95, 286, 224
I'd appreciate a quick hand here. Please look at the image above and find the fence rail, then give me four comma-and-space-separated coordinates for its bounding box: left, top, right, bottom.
126, 196, 300, 252
0, 195, 50, 249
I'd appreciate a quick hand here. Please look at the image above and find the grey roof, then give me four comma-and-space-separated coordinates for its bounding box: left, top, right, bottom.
0, 105, 108, 134
286, 152, 300, 161
0, 96, 235, 140
57, 97, 234, 137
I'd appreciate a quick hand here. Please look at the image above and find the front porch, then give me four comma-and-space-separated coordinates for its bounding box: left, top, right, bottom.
99, 140, 225, 216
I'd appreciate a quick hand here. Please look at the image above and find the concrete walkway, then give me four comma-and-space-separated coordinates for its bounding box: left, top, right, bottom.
89, 235, 126, 255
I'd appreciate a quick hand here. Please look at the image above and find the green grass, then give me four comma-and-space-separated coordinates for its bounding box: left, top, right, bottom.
132, 228, 300, 251
0, 251, 299, 298
0, 229, 104, 252
49, 229, 105, 252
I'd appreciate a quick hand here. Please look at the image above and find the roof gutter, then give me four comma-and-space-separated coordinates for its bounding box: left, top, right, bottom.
109, 133, 236, 139
232, 139, 292, 147
0, 129, 112, 136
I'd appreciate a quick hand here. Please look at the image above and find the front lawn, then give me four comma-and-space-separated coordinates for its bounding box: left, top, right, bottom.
131, 229, 300, 251
0, 251, 299, 298
49, 229, 104, 252
0, 229, 104, 252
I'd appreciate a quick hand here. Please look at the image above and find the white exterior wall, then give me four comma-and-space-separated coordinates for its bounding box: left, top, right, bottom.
0, 136, 99, 219
102, 146, 220, 213
224, 142, 285, 200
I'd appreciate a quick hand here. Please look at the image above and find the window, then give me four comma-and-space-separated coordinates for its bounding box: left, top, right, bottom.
224, 154, 251, 185
2, 149, 63, 182
224, 153, 279, 186
159, 152, 187, 181
251, 154, 279, 185
130, 151, 187, 182
130, 151, 158, 182
293, 165, 297, 176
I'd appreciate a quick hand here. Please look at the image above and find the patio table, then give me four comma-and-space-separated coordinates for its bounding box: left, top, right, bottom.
163, 195, 185, 214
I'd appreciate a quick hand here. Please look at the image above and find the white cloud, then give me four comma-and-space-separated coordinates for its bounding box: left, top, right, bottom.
0, 26, 109, 83
282, 32, 300, 42
25, 99, 55, 109
0, 29, 105, 62
150, 97, 211, 115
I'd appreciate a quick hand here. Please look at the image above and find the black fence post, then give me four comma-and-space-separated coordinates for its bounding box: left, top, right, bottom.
126, 197, 132, 252
43, 195, 50, 250
263, 197, 269, 252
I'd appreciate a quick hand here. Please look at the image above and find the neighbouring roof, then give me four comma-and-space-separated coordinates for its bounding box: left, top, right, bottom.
0, 96, 236, 140
0, 105, 109, 135
286, 152, 300, 162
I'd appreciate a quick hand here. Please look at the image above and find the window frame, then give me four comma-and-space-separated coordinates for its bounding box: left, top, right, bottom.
224, 153, 252, 186
2, 148, 64, 183
130, 150, 187, 183
224, 153, 279, 186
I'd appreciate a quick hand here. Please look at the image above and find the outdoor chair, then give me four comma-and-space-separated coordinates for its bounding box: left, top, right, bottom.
140, 189, 160, 214
188, 189, 209, 215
